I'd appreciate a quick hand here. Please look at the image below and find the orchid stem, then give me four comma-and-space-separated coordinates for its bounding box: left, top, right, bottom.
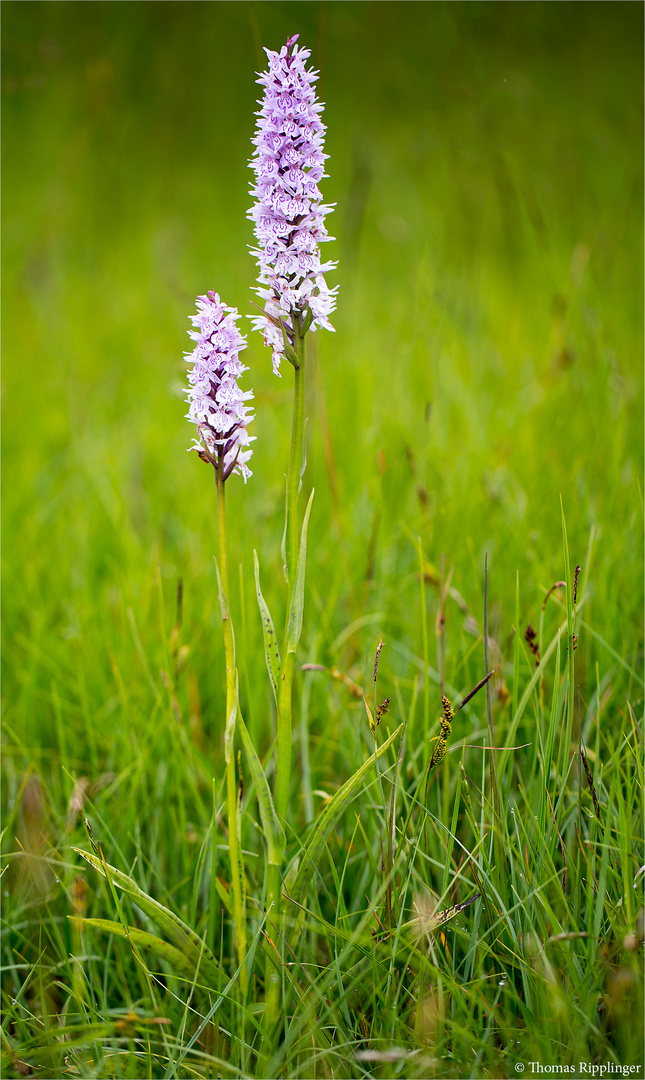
215, 461, 248, 999
265, 319, 306, 1033
276, 322, 305, 818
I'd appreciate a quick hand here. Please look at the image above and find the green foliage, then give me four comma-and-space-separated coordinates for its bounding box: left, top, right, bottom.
237, 714, 286, 869
285, 490, 315, 657
70, 916, 212, 987
2, 3, 643, 1078
254, 550, 281, 706
289, 722, 403, 910
73, 847, 223, 990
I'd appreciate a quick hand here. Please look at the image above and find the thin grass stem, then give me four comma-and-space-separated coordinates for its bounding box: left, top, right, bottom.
418, 538, 430, 740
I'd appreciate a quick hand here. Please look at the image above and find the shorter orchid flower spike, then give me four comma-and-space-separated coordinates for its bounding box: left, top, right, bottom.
184, 291, 255, 482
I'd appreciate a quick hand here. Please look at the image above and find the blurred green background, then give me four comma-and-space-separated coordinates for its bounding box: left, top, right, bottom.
3, 8, 643, 1071
3, 0, 643, 768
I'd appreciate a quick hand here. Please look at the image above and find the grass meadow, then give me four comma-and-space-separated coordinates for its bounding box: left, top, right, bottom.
2, 2, 644, 1077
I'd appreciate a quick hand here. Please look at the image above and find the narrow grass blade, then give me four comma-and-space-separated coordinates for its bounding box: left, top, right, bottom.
213, 555, 230, 622
224, 695, 237, 766
73, 848, 222, 989
441, 765, 462, 898
499, 620, 565, 782
288, 723, 403, 908
237, 714, 286, 866
281, 475, 289, 584
538, 639, 562, 836
253, 550, 281, 706
286, 489, 315, 654
70, 917, 211, 984
580, 620, 644, 686
483, 553, 503, 837
560, 498, 576, 767
375, 892, 481, 942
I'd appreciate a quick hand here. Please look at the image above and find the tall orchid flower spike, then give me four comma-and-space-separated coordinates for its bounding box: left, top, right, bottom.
249, 34, 337, 375
185, 291, 255, 481
248, 34, 337, 1035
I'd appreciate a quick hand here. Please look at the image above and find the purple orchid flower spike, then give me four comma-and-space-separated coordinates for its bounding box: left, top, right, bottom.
248, 34, 337, 374
184, 291, 255, 481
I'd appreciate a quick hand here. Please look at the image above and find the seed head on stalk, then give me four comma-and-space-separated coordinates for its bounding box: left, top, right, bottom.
248, 34, 337, 374
184, 291, 255, 481
429, 694, 454, 769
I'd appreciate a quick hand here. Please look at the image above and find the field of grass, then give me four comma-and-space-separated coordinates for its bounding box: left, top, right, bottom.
2, 2, 643, 1078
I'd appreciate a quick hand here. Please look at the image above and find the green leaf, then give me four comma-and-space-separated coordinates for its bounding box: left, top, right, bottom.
253, 549, 281, 705
73, 848, 222, 990
214, 876, 232, 915
224, 692, 236, 765
363, 696, 376, 734
299, 418, 308, 494
70, 917, 213, 985
286, 488, 314, 655
377, 893, 481, 942
288, 723, 403, 908
278, 318, 301, 368
213, 556, 229, 622
281, 475, 289, 584
237, 714, 286, 867
288, 875, 477, 951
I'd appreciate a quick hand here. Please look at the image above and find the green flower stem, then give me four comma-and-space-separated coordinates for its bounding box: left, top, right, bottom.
215, 461, 248, 998
263, 860, 282, 1031
262, 650, 296, 1026
264, 321, 306, 1032
275, 322, 305, 821
285, 330, 306, 618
